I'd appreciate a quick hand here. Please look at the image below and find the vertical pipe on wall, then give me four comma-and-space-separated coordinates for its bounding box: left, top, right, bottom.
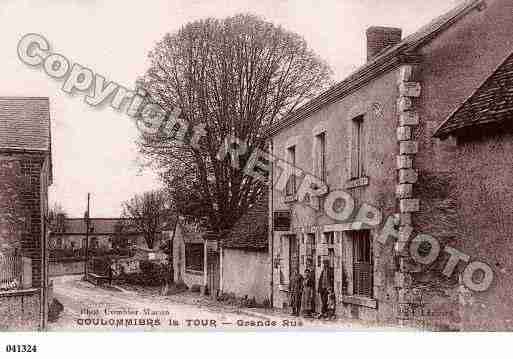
269, 139, 274, 307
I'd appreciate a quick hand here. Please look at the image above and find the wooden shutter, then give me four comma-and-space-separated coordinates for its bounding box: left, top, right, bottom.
352, 230, 373, 297
286, 146, 296, 195
350, 116, 364, 179
359, 118, 365, 177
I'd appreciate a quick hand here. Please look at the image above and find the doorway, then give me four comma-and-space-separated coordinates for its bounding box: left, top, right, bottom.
289, 235, 299, 278
305, 233, 316, 312
207, 252, 219, 298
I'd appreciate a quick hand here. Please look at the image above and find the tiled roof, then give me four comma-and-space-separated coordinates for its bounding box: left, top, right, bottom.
60, 218, 140, 235
56, 217, 177, 235
222, 195, 268, 252
0, 97, 51, 151
434, 51, 513, 137
267, 0, 484, 137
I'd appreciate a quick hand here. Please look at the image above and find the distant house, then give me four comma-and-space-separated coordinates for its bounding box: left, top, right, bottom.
50, 218, 145, 251
0, 97, 53, 330
220, 196, 270, 304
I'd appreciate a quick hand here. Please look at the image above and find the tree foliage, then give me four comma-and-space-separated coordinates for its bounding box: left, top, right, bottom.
121, 190, 175, 250
138, 14, 333, 232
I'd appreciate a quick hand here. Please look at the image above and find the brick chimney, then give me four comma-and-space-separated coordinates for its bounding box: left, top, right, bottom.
366, 26, 402, 61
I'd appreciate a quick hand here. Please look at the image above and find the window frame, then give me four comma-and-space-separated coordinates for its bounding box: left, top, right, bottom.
351, 115, 365, 180
285, 145, 297, 196
350, 230, 373, 298
316, 131, 327, 183
184, 242, 204, 273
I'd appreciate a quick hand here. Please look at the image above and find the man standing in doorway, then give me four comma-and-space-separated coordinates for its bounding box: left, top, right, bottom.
289, 270, 303, 316
318, 259, 334, 318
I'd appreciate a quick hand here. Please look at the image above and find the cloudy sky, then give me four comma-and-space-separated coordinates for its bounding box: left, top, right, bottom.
0, 0, 457, 217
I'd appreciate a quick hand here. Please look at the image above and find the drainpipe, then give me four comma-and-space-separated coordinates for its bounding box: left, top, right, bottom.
40, 215, 49, 331
269, 139, 274, 308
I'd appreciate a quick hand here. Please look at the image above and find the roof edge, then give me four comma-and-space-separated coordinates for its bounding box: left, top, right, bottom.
267, 0, 484, 138
434, 48, 513, 138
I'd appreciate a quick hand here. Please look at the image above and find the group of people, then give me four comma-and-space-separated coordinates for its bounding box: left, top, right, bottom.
289, 260, 336, 320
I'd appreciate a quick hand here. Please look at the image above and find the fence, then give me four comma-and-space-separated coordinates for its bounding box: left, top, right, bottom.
0, 253, 22, 290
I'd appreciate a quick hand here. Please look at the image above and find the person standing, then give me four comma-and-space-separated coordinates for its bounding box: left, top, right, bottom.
289, 270, 303, 316
301, 268, 315, 318
318, 260, 334, 318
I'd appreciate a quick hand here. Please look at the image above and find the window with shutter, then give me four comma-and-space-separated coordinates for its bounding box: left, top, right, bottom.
351, 230, 373, 298
315, 132, 327, 182
351, 115, 365, 179
285, 146, 297, 196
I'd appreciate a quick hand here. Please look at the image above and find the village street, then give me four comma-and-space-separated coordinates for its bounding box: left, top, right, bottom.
48, 275, 402, 331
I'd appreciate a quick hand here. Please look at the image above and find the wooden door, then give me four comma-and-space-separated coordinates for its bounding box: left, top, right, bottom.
207, 253, 219, 298
289, 235, 299, 278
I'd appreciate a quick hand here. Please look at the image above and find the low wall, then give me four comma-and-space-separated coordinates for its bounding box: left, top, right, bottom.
222, 249, 269, 303
0, 289, 40, 331
49, 261, 85, 277
181, 270, 203, 289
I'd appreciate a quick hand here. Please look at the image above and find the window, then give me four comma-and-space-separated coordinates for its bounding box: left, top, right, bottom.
328, 248, 335, 268
324, 232, 335, 246
185, 243, 204, 272
316, 132, 327, 182
286, 146, 296, 196
351, 115, 365, 179
305, 234, 316, 269
351, 230, 373, 298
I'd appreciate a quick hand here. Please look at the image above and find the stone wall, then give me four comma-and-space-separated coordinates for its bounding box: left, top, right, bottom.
0, 290, 40, 331
0, 152, 48, 287
49, 260, 85, 277
413, 0, 513, 330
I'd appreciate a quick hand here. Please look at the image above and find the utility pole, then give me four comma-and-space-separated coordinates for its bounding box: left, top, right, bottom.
83, 193, 90, 280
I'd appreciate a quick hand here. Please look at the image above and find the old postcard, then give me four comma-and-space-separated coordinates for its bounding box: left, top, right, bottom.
1, 0, 512, 339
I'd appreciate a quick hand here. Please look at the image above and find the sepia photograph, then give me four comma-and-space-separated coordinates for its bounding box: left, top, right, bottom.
0, 0, 512, 354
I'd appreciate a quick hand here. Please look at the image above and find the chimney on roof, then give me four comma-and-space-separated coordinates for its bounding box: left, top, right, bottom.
366, 26, 402, 62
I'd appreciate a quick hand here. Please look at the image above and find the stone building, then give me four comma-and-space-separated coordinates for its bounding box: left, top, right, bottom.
0, 97, 53, 330
267, 0, 513, 330
50, 218, 147, 251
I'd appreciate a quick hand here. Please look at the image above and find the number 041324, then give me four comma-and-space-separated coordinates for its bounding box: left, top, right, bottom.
5, 344, 37, 353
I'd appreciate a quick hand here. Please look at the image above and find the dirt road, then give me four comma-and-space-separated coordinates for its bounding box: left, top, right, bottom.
49, 275, 405, 331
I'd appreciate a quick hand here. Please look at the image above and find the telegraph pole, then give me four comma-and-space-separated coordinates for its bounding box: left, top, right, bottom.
83, 193, 90, 280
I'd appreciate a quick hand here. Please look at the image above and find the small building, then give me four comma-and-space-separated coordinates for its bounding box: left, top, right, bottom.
0, 97, 53, 330
220, 196, 270, 304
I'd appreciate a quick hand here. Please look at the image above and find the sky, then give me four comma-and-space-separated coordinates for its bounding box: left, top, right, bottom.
0, 0, 458, 217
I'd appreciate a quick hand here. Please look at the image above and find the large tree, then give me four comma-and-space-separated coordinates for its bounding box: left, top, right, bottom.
122, 190, 175, 250
137, 14, 333, 233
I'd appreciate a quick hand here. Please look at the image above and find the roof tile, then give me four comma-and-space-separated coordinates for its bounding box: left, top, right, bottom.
0, 97, 51, 151
435, 51, 513, 137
